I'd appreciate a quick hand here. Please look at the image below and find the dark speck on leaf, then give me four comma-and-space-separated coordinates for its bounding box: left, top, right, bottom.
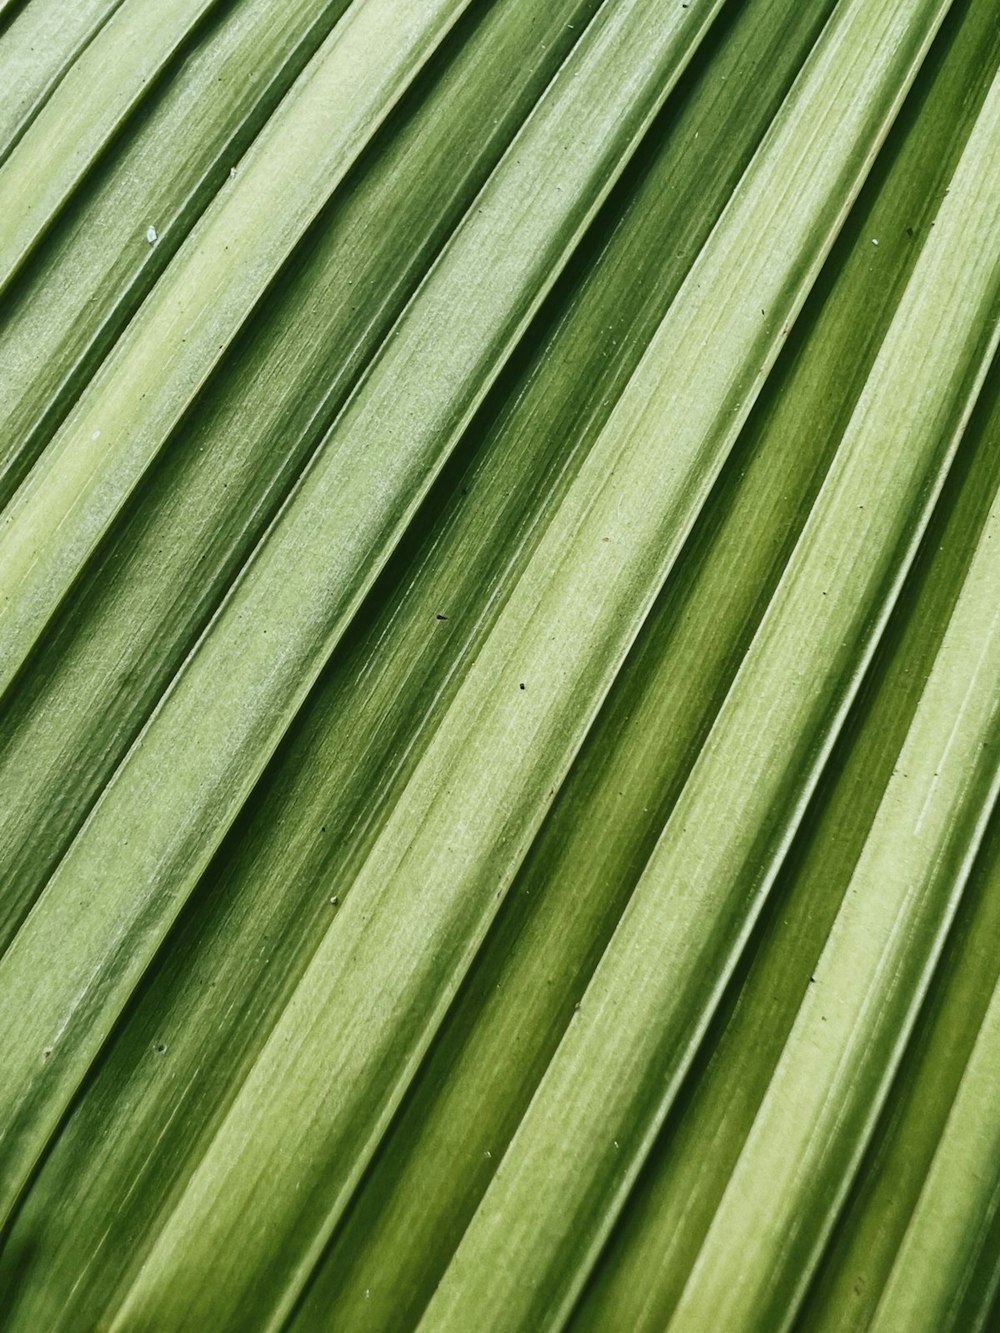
436, 613, 448, 621
519, 683, 525, 690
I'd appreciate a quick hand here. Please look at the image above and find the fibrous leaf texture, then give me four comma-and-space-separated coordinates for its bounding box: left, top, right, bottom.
0, 0, 997, 1329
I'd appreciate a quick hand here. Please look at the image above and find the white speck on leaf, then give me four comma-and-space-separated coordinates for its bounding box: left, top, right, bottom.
146, 225, 158, 244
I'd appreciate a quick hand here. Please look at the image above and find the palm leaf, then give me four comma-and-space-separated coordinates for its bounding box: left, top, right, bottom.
0, 0, 997, 1328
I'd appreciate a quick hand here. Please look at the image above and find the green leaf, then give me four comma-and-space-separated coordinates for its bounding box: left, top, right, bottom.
0, 0, 997, 1328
